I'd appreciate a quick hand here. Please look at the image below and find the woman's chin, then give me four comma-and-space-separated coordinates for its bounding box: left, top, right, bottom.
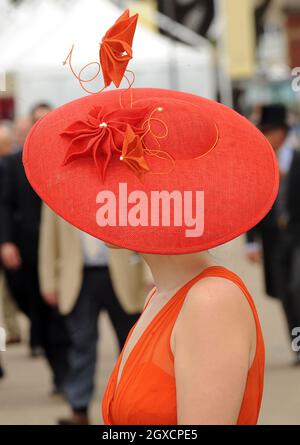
105, 242, 121, 250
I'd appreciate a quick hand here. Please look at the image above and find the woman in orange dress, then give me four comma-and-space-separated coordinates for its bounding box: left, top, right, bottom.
22, 10, 278, 425
102, 255, 265, 425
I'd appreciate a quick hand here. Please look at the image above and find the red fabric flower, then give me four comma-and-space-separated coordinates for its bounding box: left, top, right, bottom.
121, 125, 150, 179
100, 9, 138, 88
60, 106, 149, 181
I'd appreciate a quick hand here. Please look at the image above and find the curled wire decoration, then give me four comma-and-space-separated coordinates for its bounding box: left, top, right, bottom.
63, 45, 136, 103
119, 70, 135, 109
140, 107, 176, 176
63, 44, 106, 95
193, 122, 220, 160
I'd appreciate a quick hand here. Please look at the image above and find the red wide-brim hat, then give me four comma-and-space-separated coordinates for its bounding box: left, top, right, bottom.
23, 87, 279, 254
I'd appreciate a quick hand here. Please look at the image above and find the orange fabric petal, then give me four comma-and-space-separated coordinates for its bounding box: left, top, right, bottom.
100, 9, 138, 88
121, 125, 150, 179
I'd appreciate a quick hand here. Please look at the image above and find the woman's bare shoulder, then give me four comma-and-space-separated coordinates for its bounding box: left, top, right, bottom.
173, 275, 256, 356
173, 275, 256, 424
183, 275, 253, 318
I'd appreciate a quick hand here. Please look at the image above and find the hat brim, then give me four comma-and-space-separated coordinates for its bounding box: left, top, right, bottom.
23, 88, 279, 254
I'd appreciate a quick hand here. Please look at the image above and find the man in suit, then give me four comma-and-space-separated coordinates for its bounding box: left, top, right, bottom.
0, 121, 22, 378
246, 104, 300, 363
0, 122, 21, 346
13, 116, 31, 150
0, 122, 13, 379
0, 104, 70, 392
39, 204, 149, 425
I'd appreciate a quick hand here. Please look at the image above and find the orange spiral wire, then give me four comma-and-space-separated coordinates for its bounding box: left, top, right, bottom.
63, 44, 106, 95
119, 70, 135, 109
141, 107, 175, 175
63, 45, 137, 100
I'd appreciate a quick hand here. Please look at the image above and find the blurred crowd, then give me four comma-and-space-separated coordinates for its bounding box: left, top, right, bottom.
0, 100, 300, 424
0, 105, 152, 424
245, 103, 300, 363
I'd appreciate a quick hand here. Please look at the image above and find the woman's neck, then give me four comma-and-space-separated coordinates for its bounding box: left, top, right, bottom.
142, 251, 217, 296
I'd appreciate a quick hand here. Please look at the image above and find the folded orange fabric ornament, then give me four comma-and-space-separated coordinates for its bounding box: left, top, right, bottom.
120, 125, 150, 179
60, 105, 149, 181
100, 9, 138, 88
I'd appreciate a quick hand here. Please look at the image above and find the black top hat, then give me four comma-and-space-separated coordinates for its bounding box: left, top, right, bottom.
257, 104, 289, 132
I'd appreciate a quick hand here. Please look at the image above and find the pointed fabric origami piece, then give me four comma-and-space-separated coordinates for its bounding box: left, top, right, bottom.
121, 124, 150, 179
60, 106, 150, 182
100, 9, 138, 88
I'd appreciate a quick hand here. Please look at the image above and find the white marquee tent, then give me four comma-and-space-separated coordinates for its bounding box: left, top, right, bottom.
0, 0, 216, 115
